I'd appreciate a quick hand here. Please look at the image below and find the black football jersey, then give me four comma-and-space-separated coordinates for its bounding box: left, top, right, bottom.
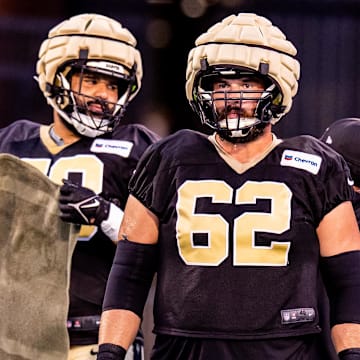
0, 119, 160, 344
129, 129, 353, 341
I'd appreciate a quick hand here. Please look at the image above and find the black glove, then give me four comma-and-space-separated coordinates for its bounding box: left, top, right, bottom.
339, 348, 360, 359
59, 179, 110, 226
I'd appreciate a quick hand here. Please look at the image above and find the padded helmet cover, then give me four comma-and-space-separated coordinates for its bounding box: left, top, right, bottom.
185, 13, 301, 125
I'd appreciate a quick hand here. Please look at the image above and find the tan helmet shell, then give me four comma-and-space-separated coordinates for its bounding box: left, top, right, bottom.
36, 13, 142, 102
185, 13, 301, 123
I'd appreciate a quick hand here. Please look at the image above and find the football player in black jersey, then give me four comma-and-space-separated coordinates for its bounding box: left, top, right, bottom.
318, 118, 360, 360
97, 13, 360, 360
0, 13, 160, 360
320, 117, 360, 226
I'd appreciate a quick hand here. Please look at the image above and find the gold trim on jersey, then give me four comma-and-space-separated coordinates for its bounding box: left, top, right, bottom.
40, 125, 70, 155
208, 133, 282, 174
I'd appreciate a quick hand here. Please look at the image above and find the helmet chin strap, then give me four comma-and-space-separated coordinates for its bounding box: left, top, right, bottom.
218, 122, 268, 144
69, 111, 110, 137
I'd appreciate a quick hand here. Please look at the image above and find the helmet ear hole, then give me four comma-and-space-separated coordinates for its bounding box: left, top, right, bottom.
117, 79, 131, 98
45, 83, 55, 97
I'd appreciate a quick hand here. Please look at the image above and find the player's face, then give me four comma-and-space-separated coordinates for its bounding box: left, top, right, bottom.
212, 76, 265, 120
70, 71, 120, 118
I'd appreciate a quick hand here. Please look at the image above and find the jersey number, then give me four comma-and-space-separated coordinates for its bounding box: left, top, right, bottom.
176, 180, 291, 266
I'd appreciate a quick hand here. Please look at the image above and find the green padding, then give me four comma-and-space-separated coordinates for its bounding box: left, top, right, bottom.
0, 154, 78, 360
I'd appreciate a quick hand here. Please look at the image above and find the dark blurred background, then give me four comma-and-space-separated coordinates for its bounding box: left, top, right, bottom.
1, 1, 360, 358
1, 0, 360, 138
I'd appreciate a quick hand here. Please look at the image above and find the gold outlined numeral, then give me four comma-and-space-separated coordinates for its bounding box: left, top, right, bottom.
176, 180, 291, 266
